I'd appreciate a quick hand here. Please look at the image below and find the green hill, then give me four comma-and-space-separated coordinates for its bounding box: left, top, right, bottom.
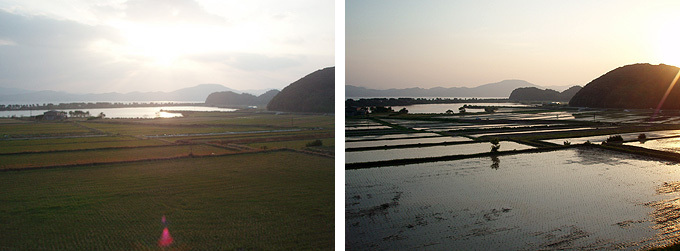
205, 90, 279, 107
509, 86, 581, 102
267, 67, 334, 113
570, 63, 680, 109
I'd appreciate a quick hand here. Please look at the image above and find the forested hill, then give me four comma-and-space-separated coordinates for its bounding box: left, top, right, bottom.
267, 67, 334, 113
509, 86, 582, 102
569, 63, 680, 109
205, 90, 279, 107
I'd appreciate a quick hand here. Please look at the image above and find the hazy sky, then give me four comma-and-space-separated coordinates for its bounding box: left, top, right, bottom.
0, 0, 334, 93
347, 0, 680, 89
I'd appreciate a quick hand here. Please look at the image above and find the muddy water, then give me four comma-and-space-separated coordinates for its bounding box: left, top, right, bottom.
346, 148, 680, 249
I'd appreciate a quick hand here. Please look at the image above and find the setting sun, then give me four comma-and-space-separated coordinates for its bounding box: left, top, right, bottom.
655, 19, 680, 67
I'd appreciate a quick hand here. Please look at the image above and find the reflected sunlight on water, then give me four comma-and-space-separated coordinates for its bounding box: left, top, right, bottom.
346, 148, 680, 250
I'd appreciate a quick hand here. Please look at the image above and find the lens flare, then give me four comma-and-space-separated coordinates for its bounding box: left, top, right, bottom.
159, 215, 173, 247
159, 227, 174, 247
651, 69, 680, 121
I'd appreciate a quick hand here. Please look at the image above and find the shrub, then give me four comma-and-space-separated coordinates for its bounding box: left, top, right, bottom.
638, 133, 647, 141
605, 135, 624, 144
306, 139, 323, 147
563, 140, 571, 146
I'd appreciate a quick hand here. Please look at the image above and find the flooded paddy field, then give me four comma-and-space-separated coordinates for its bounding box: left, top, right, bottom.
346, 136, 471, 149
383, 118, 568, 133
346, 125, 392, 130
542, 129, 680, 145
625, 137, 680, 153
390, 103, 532, 114
469, 127, 595, 138
346, 141, 533, 164
346, 148, 680, 250
346, 132, 441, 141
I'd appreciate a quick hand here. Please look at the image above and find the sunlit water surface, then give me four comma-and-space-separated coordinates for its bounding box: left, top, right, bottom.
345, 141, 533, 164
346, 148, 680, 249
0, 106, 236, 118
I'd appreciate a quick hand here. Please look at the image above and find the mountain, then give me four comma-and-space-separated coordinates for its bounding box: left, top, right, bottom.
569, 63, 680, 109
267, 67, 334, 113
205, 89, 279, 107
0, 84, 240, 103
509, 86, 582, 102
0, 87, 33, 96
346, 79, 540, 98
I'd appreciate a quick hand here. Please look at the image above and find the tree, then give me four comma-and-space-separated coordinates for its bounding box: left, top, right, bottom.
98, 112, 106, 118
490, 138, 500, 152
398, 108, 408, 114
638, 133, 647, 143
445, 109, 454, 114
458, 107, 466, 114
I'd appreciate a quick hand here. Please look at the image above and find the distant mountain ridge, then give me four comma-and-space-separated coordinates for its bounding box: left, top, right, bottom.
346, 80, 566, 98
0, 84, 273, 103
509, 86, 582, 102
205, 90, 280, 107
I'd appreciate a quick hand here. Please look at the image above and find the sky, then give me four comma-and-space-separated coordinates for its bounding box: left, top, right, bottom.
0, 0, 334, 93
347, 0, 680, 89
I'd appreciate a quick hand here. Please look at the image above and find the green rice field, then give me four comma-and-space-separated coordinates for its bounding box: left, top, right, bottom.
0, 111, 334, 249
0, 151, 333, 250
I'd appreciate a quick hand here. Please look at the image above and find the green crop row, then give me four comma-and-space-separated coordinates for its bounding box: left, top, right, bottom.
0, 122, 91, 136
0, 144, 233, 170
248, 138, 335, 150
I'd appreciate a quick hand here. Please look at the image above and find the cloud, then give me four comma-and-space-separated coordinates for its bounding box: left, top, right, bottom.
0, 10, 135, 91
123, 0, 226, 25
0, 1, 334, 93
0, 10, 122, 49
0, 39, 16, 46
185, 52, 303, 71
229, 53, 304, 71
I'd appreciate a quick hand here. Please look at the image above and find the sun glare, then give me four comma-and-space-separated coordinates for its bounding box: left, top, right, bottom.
102, 20, 267, 68
654, 19, 680, 67
122, 25, 195, 66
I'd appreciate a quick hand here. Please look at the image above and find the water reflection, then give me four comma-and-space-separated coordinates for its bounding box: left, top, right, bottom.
346, 149, 680, 249
490, 155, 500, 170
566, 147, 626, 166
